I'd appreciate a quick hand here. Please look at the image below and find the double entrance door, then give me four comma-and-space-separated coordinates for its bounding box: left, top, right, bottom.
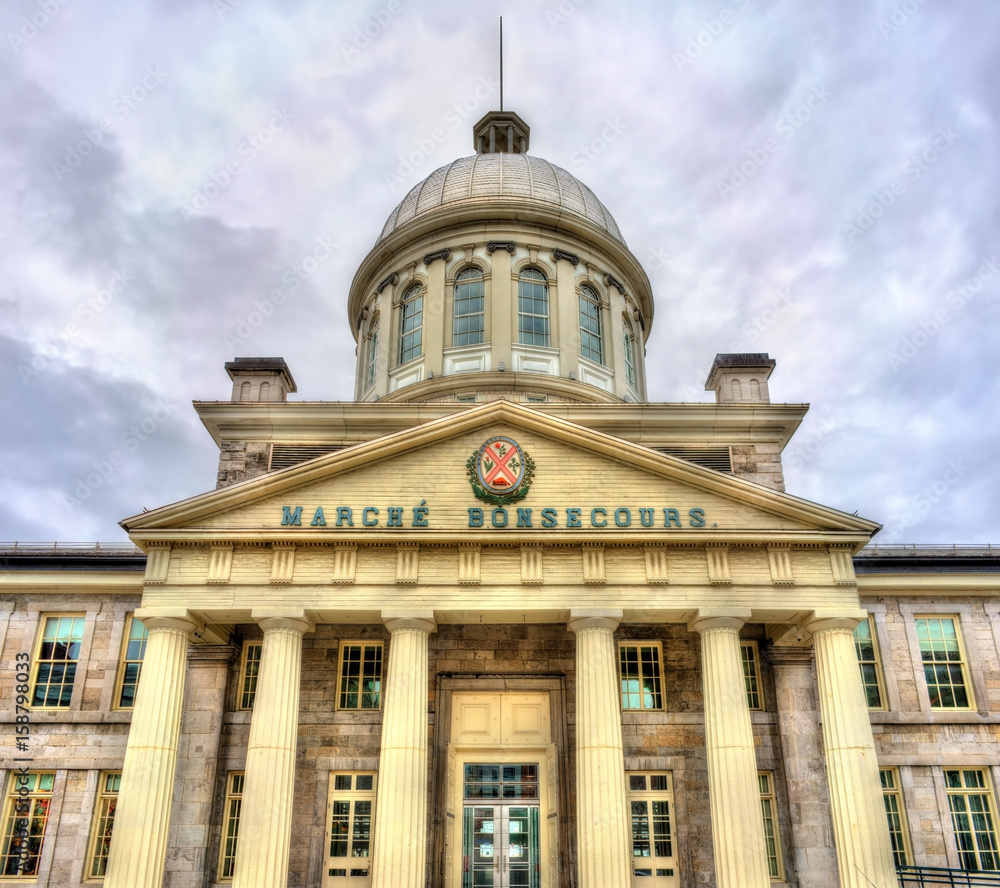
462, 764, 541, 888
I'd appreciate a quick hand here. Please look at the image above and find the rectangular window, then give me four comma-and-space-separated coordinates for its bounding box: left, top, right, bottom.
853, 616, 886, 709
916, 617, 973, 709
880, 768, 911, 867
86, 772, 121, 879
626, 772, 675, 879
618, 643, 663, 711
1, 771, 55, 878
218, 772, 244, 880
741, 641, 763, 710
945, 769, 1000, 871
517, 271, 550, 347
758, 772, 784, 880
115, 616, 149, 709
337, 642, 383, 710
453, 269, 485, 347
31, 614, 85, 708
238, 642, 262, 711
327, 773, 376, 881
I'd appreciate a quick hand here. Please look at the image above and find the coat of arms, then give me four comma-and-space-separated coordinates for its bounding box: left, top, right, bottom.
466, 436, 535, 506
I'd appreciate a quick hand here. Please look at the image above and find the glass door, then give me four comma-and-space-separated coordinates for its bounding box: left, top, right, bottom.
463, 805, 540, 888
628, 773, 678, 887
462, 763, 541, 888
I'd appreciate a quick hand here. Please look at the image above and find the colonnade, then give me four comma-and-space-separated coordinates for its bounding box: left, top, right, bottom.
103, 607, 897, 888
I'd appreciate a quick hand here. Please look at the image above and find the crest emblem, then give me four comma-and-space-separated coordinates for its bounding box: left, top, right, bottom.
466, 436, 535, 506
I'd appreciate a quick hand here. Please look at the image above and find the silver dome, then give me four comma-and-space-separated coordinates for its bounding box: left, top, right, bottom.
378, 153, 625, 245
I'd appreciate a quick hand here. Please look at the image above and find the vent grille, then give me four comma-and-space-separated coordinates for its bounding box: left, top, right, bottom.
269, 444, 344, 470
656, 447, 732, 473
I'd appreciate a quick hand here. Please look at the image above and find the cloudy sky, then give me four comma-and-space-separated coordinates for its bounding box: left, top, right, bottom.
1, 0, 997, 546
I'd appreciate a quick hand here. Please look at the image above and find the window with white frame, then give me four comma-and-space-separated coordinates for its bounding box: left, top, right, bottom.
944, 769, 1000, 871
398, 283, 424, 363
758, 772, 784, 880
337, 642, 383, 711
626, 772, 675, 880
880, 768, 912, 867
618, 643, 663, 711
1, 771, 55, 878
517, 268, 549, 346
453, 268, 485, 346
623, 314, 637, 389
326, 773, 376, 882
31, 614, 85, 708
915, 616, 973, 709
853, 616, 886, 709
86, 771, 121, 879
578, 284, 603, 363
238, 642, 262, 711
115, 616, 148, 709
364, 311, 379, 389
741, 641, 763, 710
218, 771, 244, 880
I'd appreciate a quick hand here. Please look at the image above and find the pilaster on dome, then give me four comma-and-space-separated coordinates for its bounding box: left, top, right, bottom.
473, 110, 530, 154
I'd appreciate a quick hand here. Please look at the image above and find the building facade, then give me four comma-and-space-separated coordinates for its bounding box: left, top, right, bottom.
2, 110, 999, 888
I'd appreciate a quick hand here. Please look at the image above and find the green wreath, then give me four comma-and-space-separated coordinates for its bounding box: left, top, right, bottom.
466, 448, 535, 506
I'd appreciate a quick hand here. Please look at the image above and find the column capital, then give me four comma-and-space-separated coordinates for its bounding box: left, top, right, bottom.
688, 609, 751, 634
134, 607, 202, 636
568, 608, 622, 633
251, 608, 316, 635
765, 645, 815, 668
805, 609, 867, 635
382, 609, 436, 634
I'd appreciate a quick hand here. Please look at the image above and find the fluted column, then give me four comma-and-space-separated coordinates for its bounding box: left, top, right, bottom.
691, 612, 770, 888
807, 614, 896, 888
104, 611, 199, 888
569, 609, 630, 888
371, 611, 436, 888
232, 611, 314, 888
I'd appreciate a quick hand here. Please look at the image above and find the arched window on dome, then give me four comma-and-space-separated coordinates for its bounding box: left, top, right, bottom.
365, 310, 380, 389
398, 284, 424, 364
623, 314, 637, 389
453, 268, 484, 347
579, 285, 603, 364
518, 268, 549, 347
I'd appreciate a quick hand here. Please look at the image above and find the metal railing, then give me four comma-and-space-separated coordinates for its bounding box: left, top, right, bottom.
898, 865, 1000, 886
863, 544, 998, 556
0, 542, 144, 556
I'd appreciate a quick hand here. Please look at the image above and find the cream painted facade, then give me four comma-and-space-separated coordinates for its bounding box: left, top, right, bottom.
2, 109, 1000, 888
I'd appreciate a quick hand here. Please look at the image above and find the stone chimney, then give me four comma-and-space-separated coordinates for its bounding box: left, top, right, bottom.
705, 353, 776, 405
225, 357, 297, 403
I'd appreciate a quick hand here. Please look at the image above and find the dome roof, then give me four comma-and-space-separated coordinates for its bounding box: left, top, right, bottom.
378, 153, 625, 245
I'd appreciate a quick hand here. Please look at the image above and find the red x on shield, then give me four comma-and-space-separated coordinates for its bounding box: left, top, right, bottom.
480, 438, 522, 490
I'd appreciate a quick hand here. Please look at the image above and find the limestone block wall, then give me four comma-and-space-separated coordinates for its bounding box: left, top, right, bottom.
731, 443, 786, 491
215, 441, 271, 488
861, 594, 1000, 871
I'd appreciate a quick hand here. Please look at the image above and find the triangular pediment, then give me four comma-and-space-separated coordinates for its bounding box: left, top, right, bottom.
122, 400, 878, 545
